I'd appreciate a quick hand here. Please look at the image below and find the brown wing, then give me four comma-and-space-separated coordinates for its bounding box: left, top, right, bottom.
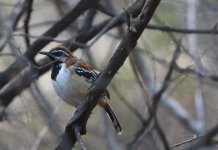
66, 58, 93, 70
77, 61, 94, 70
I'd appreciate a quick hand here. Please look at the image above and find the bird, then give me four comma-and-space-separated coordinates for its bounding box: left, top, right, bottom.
39, 45, 122, 134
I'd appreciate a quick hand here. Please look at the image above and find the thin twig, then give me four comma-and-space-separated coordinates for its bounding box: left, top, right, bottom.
170, 135, 198, 149
146, 24, 218, 34
31, 126, 49, 150
74, 125, 87, 150
23, 0, 34, 48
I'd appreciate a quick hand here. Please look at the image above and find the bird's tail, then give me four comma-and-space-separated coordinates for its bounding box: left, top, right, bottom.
104, 103, 122, 135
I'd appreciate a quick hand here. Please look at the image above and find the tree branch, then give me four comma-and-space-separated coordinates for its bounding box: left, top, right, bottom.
146, 24, 218, 34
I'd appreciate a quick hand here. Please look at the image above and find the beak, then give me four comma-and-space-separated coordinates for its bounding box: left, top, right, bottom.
38, 51, 52, 57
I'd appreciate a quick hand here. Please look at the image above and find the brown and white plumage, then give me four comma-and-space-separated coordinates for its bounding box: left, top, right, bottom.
39, 46, 122, 134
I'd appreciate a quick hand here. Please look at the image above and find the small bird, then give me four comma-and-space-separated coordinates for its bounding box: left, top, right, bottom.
39, 45, 122, 134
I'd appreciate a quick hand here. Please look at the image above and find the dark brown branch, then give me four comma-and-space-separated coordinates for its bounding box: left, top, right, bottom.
55, 0, 160, 149
0, 0, 97, 90
23, 0, 34, 48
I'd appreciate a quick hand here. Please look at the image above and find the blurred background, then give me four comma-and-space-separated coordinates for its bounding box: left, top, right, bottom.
0, 0, 218, 150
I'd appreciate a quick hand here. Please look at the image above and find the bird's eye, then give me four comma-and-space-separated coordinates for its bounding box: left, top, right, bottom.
53, 52, 63, 56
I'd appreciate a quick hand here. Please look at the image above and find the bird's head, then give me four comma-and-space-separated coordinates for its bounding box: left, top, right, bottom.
39, 46, 73, 62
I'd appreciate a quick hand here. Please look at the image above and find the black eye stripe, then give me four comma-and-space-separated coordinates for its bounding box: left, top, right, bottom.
51, 50, 70, 57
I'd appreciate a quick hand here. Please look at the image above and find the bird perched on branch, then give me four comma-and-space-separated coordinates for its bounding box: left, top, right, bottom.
39, 45, 122, 134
